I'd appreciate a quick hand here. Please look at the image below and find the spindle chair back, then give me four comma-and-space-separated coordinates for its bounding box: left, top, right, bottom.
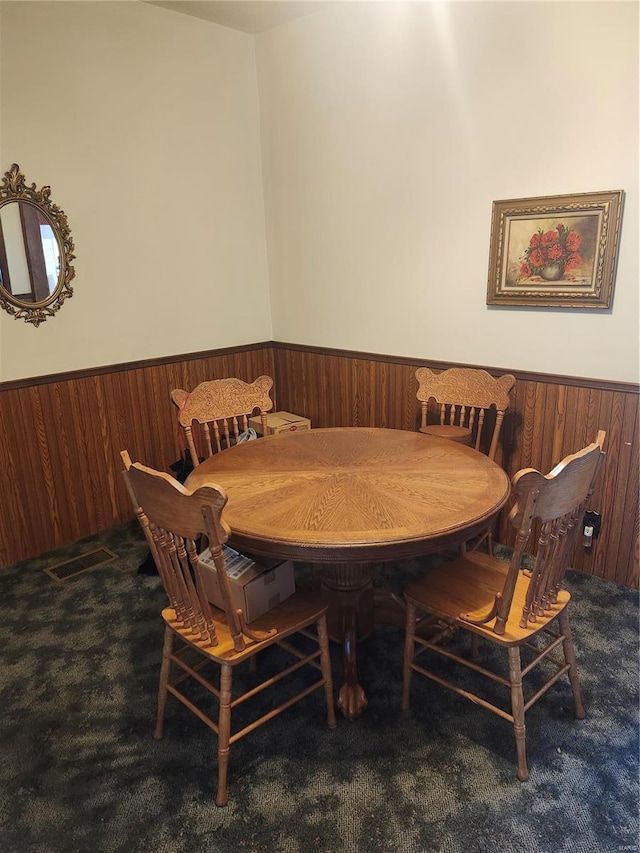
415, 366, 515, 460
171, 375, 273, 467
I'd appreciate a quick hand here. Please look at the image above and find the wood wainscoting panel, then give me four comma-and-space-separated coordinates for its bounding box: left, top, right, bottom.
504, 379, 639, 587
272, 345, 419, 432
1, 340, 637, 589
272, 343, 639, 589
0, 345, 275, 567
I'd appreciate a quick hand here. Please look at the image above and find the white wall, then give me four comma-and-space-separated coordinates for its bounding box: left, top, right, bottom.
0, 1, 271, 381
256, 1, 639, 382
1, 1, 637, 385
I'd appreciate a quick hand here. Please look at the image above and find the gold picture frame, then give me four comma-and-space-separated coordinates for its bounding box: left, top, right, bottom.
487, 190, 624, 309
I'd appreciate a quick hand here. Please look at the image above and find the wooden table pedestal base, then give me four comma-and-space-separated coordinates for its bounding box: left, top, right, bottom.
319, 562, 374, 721
319, 562, 455, 720
319, 562, 414, 721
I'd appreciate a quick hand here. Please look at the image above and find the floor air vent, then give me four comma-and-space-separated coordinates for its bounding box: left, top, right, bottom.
44, 547, 119, 582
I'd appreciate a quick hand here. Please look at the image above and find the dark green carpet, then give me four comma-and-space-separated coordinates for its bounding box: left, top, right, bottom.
1, 522, 638, 853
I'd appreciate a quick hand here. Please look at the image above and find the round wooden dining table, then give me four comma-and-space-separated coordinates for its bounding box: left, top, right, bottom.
186, 427, 510, 720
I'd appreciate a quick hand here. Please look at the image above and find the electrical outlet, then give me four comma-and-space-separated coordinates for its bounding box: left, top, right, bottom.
582, 510, 601, 547
583, 510, 601, 539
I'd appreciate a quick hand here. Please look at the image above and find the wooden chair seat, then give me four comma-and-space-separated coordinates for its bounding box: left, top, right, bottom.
163, 590, 331, 663
405, 550, 571, 647
402, 432, 606, 782
419, 423, 473, 445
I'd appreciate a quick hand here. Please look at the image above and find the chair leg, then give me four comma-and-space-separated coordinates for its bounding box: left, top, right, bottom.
558, 609, 585, 719
317, 614, 337, 728
154, 625, 174, 740
508, 646, 529, 781
402, 601, 417, 711
216, 663, 233, 807
486, 531, 494, 556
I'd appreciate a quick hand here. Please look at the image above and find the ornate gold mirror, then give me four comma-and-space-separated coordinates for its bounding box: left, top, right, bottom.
0, 164, 75, 326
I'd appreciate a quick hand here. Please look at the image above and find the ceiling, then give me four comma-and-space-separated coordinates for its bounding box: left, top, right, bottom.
145, 1, 340, 34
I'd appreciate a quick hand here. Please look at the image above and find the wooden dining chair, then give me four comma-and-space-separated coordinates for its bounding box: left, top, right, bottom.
170, 375, 274, 467
401, 431, 606, 782
415, 367, 515, 460
121, 450, 336, 807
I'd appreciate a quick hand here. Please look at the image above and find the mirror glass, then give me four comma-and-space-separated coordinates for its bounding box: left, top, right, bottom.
0, 164, 75, 326
0, 201, 61, 302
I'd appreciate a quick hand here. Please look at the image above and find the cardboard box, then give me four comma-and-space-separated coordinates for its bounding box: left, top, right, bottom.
198, 545, 295, 622
248, 410, 311, 436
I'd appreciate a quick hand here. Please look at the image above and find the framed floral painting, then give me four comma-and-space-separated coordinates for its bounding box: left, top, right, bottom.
486, 190, 624, 308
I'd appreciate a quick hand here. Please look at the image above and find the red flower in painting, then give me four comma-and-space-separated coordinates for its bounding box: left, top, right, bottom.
519, 223, 583, 280
566, 231, 581, 252
528, 248, 545, 268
